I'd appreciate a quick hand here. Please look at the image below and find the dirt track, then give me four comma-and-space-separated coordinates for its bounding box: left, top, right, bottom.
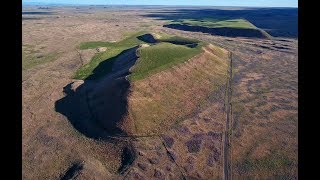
223, 52, 233, 180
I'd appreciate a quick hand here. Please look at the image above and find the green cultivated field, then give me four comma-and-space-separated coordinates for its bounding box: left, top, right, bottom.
171, 18, 258, 29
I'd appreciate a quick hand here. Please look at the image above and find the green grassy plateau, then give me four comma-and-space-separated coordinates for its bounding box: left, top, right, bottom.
74, 32, 205, 81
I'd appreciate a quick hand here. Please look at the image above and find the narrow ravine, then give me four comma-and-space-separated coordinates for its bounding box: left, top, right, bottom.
160, 136, 187, 180
223, 52, 233, 180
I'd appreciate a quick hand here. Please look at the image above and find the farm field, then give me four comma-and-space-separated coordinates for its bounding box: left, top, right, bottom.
170, 18, 257, 29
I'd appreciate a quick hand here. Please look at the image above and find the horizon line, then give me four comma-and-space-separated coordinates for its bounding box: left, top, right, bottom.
22, 2, 298, 8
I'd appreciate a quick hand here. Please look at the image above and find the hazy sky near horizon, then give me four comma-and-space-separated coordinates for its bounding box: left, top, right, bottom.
22, 0, 298, 7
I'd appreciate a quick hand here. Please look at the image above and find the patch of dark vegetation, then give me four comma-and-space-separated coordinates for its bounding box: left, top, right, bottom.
192, 133, 205, 139
185, 139, 202, 153
60, 162, 83, 180
207, 131, 222, 140
137, 163, 148, 171
175, 125, 190, 134
118, 146, 136, 174
148, 157, 160, 164
203, 118, 211, 122
166, 165, 173, 171
207, 154, 215, 167
207, 147, 220, 167
162, 135, 174, 148
164, 24, 268, 38
154, 168, 165, 178
130, 171, 144, 179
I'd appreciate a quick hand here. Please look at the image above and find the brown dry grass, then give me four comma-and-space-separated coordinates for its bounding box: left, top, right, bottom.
229, 43, 297, 179
152, 25, 297, 179
22, 5, 297, 179
123, 44, 229, 135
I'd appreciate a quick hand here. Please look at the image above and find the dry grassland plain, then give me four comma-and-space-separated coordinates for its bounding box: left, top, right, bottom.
22, 5, 297, 179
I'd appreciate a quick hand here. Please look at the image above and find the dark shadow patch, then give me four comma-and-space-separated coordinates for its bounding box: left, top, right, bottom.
55, 46, 139, 140
137, 34, 158, 43
142, 8, 297, 38
160, 36, 200, 47
272, 46, 291, 50
22, 17, 43, 20
118, 146, 136, 174
86, 47, 137, 80
166, 150, 177, 162
137, 33, 200, 48
257, 44, 273, 50
256, 44, 293, 53
164, 24, 268, 38
60, 162, 83, 180
185, 43, 198, 48
162, 41, 199, 48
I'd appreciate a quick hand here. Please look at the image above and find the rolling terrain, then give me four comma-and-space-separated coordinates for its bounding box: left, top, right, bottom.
22, 5, 297, 179
164, 18, 271, 38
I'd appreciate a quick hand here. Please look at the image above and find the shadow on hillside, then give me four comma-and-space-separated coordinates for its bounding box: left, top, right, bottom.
137, 33, 200, 47
142, 8, 297, 38
86, 47, 137, 80
163, 24, 268, 38
55, 46, 139, 140
22, 17, 43, 21
137, 34, 158, 43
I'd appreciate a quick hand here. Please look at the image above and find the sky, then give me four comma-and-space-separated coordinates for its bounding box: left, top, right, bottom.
22, 0, 298, 7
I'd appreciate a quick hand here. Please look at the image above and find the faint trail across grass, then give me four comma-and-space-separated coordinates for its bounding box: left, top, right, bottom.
224, 52, 233, 180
